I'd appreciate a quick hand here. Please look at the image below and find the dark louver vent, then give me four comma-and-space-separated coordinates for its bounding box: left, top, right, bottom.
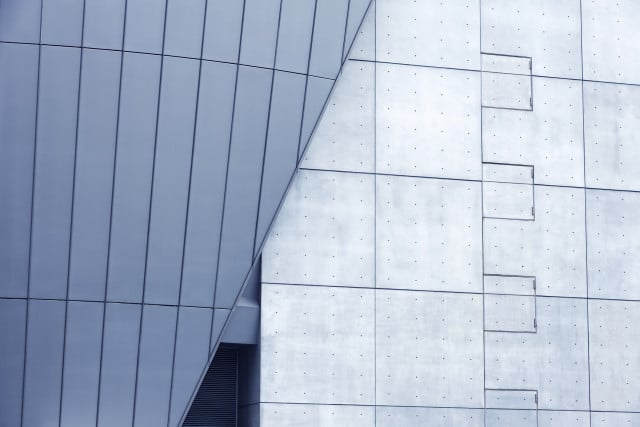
183, 345, 238, 427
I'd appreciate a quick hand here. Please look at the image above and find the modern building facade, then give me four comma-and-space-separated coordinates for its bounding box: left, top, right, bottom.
2, 0, 640, 426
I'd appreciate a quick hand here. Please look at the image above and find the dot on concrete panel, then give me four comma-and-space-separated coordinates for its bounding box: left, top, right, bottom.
260, 284, 375, 405
262, 169, 375, 287
376, 289, 484, 407
591, 412, 640, 427
376, 175, 482, 293
377, 63, 481, 180
537, 411, 590, 427
481, 0, 582, 79
302, 60, 375, 173
376, 0, 480, 69
482, 76, 584, 187
348, 3, 375, 61
583, 0, 640, 85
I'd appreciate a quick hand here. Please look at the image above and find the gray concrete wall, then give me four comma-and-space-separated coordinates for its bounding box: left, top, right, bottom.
257, 0, 640, 425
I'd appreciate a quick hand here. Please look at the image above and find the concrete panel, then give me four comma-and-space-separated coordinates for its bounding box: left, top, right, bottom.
482, 72, 532, 110
377, 64, 481, 180
484, 185, 586, 297
486, 410, 537, 427
587, 189, 640, 300
483, 76, 584, 187
485, 297, 590, 410
583, 1, 640, 84
589, 300, 640, 412
486, 389, 537, 409
483, 163, 534, 185
485, 294, 536, 332
377, 176, 482, 293
481, 0, 582, 79
483, 182, 534, 220
584, 82, 640, 191
482, 53, 531, 75
261, 284, 375, 404
302, 60, 375, 173
591, 412, 640, 427
376, 0, 480, 69
262, 170, 374, 287
376, 407, 484, 427
376, 289, 484, 407
484, 274, 535, 296
538, 411, 590, 427
259, 403, 375, 427
349, 4, 374, 61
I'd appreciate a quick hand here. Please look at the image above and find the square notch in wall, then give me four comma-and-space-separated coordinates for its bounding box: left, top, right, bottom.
481, 53, 533, 111
483, 181, 535, 220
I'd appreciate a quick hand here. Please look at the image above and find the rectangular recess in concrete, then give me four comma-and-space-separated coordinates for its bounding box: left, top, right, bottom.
483, 182, 534, 220
482, 71, 532, 111
484, 294, 536, 333
486, 409, 537, 427
482, 53, 532, 75
486, 389, 538, 409
483, 162, 534, 185
484, 274, 536, 296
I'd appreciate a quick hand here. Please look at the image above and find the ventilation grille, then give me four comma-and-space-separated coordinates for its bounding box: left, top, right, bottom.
183, 345, 238, 427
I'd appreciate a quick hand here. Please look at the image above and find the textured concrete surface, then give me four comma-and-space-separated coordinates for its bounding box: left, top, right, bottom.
256, 0, 640, 425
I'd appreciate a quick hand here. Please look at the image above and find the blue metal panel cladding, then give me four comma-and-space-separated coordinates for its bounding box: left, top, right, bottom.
0, 0, 373, 425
